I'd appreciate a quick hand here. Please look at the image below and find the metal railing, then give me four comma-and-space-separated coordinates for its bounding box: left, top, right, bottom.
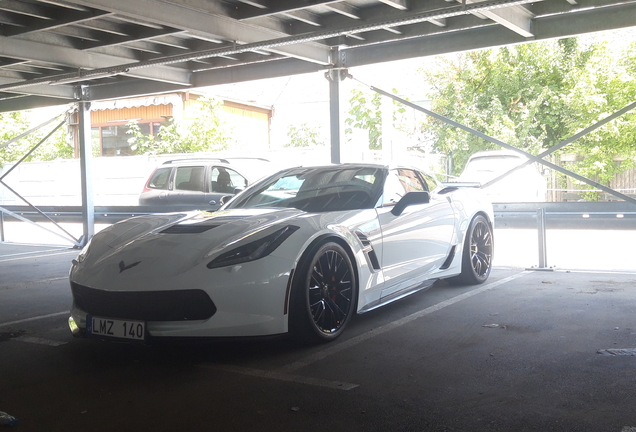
2, 202, 634, 228
1, 202, 635, 269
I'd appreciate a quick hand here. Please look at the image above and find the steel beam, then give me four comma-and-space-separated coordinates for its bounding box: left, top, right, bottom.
342, 1, 636, 67
0, 80, 75, 99
0, 95, 72, 113
0, 36, 191, 86
69, 0, 330, 65
191, 58, 323, 88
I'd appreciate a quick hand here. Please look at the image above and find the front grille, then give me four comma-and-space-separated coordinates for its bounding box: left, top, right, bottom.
71, 282, 216, 321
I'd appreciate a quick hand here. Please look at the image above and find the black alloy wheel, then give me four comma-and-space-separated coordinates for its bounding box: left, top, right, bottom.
453, 214, 493, 285
290, 242, 356, 343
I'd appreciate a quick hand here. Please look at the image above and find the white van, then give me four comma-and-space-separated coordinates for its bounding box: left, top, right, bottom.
457, 150, 547, 202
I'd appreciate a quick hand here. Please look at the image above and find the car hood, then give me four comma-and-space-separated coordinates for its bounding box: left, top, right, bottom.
76, 208, 307, 280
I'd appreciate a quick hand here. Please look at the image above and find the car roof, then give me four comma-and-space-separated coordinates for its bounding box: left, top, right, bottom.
160, 157, 270, 166
466, 150, 528, 160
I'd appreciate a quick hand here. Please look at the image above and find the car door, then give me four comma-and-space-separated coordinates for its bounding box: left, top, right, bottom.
168, 165, 208, 207
139, 166, 173, 205
376, 169, 455, 295
206, 166, 248, 209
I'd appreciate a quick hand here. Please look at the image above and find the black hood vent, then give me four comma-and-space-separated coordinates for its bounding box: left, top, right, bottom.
161, 224, 219, 234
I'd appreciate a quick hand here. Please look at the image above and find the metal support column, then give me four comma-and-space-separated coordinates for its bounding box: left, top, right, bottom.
0, 210, 4, 242
526, 207, 553, 271
327, 48, 346, 164
77, 88, 94, 247
536, 208, 551, 270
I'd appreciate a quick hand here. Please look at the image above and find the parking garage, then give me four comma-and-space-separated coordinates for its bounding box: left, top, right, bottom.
2, 1, 636, 431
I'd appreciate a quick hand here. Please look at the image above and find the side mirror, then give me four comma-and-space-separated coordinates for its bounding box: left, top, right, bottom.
233, 187, 244, 194
391, 191, 430, 216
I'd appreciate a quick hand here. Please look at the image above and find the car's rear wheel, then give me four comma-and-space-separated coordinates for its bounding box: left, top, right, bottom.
452, 215, 493, 285
289, 242, 357, 343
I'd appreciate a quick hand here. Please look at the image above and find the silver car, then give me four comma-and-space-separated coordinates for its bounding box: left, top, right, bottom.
139, 158, 272, 210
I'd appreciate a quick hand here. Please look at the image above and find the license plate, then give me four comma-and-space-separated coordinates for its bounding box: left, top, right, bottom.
87, 316, 146, 341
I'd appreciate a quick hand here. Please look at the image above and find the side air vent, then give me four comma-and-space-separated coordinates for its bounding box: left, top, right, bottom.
355, 231, 381, 271
440, 245, 457, 270
161, 224, 219, 234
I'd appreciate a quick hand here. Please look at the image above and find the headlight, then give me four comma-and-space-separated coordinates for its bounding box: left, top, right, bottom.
75, 237, 93, 263
207, 225, 299, 269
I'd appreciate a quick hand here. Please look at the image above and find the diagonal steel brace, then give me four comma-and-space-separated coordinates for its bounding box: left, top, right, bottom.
0, 205, 81, 247
482, 100, 636, 189
355, 77, 636, 207
0, 114, 81, 244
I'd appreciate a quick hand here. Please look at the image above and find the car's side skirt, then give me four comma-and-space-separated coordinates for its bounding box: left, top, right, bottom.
356, 278, 436, 314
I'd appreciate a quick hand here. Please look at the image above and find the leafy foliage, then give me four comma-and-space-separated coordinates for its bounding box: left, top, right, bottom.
1, 97, 231, 168
127, 97, 231, 155
422, 38, 636, 189
284, 123, 325, 147
345, 87, 407, 150
345, 88, 383, 150
0, 111, 72, 166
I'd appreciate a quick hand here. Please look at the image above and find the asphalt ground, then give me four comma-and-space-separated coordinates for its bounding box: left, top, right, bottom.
1, 240, 636, 432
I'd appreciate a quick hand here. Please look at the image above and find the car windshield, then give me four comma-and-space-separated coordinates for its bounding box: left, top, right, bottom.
226, 166, 386, 212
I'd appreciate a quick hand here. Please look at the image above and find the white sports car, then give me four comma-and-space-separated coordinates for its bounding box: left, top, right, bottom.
68, 164, 493, 343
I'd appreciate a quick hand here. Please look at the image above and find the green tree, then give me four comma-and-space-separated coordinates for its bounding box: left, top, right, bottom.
284, 123, 324, 148
127, 97, 231, 155
423, 38, 601, 175
345, 88, 383, 150
421, 37, 636, 199
0, 111, 72, 166
345, 87, 406, 151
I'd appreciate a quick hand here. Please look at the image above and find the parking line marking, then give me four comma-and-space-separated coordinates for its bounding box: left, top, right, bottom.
200, 364, 358, 390
0, 247, 71, 257
0, 276, 68, 290
14, 335, 67, 347
0, 250, 76, 263
0, 311, 69, 328
557, 269, 636, 275
278, 271, 530, 373
598, 348, 636, 356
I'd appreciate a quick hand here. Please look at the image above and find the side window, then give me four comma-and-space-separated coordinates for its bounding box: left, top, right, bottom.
397, 169, 426, 192
210, 167, 246, 194
382, 170, 407, 205
174, 166, 205, 192
420, 172, 439, 192
382, 169, 427, 206
147, 167, 171, 190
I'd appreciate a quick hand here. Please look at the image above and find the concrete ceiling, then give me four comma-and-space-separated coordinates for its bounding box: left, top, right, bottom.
0, 0, 634, 112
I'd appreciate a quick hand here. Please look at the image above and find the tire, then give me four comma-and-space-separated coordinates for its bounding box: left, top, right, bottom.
451, 214, 493, 285
289, 242, 357, 343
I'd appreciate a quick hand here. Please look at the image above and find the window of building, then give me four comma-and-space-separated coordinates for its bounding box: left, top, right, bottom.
91, 121, 166, 156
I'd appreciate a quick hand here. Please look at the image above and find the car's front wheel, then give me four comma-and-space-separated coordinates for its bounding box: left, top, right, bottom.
289, 242, 357, 343
452, 214, 493, 285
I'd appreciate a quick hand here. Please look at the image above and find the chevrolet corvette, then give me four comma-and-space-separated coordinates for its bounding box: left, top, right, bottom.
68, 163, 493, 343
